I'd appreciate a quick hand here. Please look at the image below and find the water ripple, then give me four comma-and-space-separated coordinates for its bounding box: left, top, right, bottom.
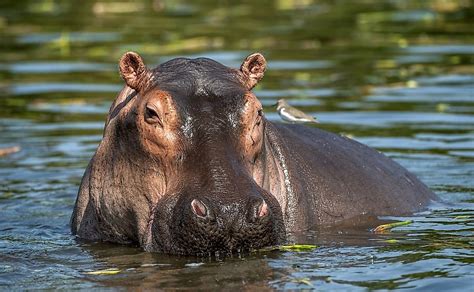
0, 62, 115, 74
9, 83, 122, 95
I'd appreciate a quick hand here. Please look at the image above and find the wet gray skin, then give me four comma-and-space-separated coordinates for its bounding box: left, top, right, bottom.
70, 52, 436, 255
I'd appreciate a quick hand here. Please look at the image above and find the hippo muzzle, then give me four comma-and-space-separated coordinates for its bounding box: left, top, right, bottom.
149, 182, 285, 255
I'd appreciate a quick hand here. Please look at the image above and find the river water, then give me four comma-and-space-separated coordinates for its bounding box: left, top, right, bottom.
0, 0, 473, 290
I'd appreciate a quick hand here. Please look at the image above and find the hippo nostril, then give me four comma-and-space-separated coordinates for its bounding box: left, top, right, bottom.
257, 200, 269, 218
258, 200, 269, 218
191, 199, 208, 218
249, 199, 269, 222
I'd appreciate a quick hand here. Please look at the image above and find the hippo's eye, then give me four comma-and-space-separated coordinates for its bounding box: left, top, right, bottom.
256, 109, 263, 126
145, 105, 163, 127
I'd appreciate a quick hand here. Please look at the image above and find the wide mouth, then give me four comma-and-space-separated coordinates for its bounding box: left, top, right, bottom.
167, 237, 281, 257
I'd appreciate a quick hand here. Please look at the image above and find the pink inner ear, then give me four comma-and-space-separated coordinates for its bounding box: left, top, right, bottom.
191, 199, 207, 217
250, 64, 261, 74
258, 201, 269, 217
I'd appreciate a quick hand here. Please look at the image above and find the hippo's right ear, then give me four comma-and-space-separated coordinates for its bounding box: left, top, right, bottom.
240, 53, 267, 90
119, 52, 149, 92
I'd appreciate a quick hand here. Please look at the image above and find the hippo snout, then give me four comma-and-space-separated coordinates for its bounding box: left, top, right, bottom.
150, 192, 284, 255
190, 198, 269, 222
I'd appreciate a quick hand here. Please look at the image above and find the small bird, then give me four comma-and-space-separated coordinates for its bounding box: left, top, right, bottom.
275, 99, 319, 124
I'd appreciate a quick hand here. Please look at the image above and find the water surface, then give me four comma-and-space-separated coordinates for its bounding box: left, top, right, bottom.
0, 0, 473, 290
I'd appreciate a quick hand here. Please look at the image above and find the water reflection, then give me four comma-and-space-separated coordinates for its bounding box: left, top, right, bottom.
1, 62, 114, 74
17, 32, 121, 45
0, 0, 473, 290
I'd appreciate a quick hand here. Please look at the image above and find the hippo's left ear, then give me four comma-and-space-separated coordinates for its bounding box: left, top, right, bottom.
240, 53, 267, 90
119, 51, 150, 92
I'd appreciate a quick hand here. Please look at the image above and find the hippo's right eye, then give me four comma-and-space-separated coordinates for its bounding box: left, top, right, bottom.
256, 109, 263, 126
145, 105, 163, 127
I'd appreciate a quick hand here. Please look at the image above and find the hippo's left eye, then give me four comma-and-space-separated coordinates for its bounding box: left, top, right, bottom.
145, 105, 163, 127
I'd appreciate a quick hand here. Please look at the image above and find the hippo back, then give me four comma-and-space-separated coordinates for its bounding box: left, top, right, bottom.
265, 122, 436, 229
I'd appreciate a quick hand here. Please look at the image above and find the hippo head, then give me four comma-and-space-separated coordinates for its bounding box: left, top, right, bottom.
96, 52, 285, 255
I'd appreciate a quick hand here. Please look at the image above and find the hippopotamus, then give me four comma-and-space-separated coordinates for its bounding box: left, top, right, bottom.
71, 52, 436, 255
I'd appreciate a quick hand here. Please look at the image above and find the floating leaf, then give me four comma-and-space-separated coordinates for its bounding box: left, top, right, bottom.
406, 80, 418, 88
384, 239, 399, 244
279, 244, 318, 252
258, 244, 318, 252
436, 103, 449, 113
373, 220, 413, 233
454, 215, 470, 220
85, 268, 121, 275
291, 277, 313, 287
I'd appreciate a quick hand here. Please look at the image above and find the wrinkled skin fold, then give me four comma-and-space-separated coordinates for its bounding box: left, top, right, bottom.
71, 52, 436, 255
